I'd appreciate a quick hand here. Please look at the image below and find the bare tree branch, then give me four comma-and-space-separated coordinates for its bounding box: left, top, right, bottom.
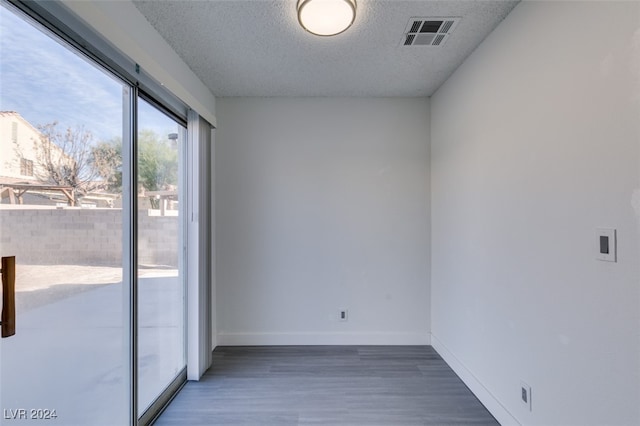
33, 122, 103, 204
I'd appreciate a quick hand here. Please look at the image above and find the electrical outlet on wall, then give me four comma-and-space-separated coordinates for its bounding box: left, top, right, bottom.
596, 228, 616, 262
338, 309, 348, 321
520, 381, 532, 411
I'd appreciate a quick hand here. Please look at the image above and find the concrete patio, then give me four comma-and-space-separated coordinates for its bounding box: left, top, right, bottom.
1, 267, 184, 426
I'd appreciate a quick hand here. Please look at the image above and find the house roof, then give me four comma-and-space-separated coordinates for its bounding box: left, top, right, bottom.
0, 111, 45, 137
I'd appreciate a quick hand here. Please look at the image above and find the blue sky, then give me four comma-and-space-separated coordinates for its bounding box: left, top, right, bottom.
0, 6, 178, 143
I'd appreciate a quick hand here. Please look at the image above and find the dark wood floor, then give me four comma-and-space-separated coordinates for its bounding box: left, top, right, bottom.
154, 346, 498, 425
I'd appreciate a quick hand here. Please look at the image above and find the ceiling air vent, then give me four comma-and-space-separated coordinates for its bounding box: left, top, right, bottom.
401, 17, 461, 47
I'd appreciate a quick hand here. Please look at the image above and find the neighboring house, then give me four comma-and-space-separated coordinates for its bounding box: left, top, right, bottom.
0, 111, 75, 205
0, 111, 43, 181
0, 111, 73, 181
1, 111, 121, 207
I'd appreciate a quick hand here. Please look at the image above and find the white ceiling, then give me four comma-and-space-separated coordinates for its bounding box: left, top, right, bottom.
132, 0, 519, 97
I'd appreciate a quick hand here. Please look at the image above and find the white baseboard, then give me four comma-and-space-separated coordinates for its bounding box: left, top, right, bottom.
431, 334, 520, 426
217, 331, 431, 346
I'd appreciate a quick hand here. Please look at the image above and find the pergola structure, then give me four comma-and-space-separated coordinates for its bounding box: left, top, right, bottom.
144, 190, 178, 216
0, 182, 75, 206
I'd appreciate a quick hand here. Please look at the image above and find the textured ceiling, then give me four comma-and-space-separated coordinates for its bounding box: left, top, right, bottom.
132, 0, 519, 97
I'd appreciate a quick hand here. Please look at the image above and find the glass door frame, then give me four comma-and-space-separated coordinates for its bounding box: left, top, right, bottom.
125, 79, 191, 426
120, 72, 192, 426
125, 85, 139, 426
135, 92, 189, 425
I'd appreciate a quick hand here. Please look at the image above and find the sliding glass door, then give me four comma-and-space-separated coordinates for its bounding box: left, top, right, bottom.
0, 4, 129, 424
0, 3, 188, 424
137, 99, 186, 417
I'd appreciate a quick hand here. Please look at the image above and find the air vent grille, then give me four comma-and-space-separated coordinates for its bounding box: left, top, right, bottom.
432, 34, 446, 46
440, 20, 454, 34
404, 34, 415, 46
401, 17, 461, 47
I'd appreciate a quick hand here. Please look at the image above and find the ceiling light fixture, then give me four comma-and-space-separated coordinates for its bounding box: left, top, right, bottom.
297, 0, 356, 37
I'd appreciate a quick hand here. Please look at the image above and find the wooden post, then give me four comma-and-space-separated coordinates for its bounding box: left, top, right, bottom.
17, 190, 27, 205
0, 187, 16, 204
1, 256, 16, 338
61, 188, 75, 206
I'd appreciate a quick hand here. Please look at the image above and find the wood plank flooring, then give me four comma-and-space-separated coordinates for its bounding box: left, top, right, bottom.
154, 346, 498, 426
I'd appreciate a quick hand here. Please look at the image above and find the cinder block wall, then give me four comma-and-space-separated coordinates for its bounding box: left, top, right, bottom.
0, 208, 178, 266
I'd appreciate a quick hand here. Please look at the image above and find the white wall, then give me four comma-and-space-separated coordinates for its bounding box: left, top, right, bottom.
431, 1, 640, 425
216, 97, 430, 345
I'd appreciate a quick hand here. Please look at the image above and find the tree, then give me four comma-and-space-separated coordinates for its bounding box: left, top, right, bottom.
32, 123, 177, 206
91, 130, 178, 194
34, 122, 103, 204
91, 138, 122, 192
137, 129, 178, 192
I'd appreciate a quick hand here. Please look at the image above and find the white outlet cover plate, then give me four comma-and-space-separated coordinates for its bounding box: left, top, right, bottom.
520, 381, 532, 411
596, 228, 616, 262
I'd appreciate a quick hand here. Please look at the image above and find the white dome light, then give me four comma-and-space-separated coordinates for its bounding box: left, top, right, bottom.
297, 0, 356, 37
